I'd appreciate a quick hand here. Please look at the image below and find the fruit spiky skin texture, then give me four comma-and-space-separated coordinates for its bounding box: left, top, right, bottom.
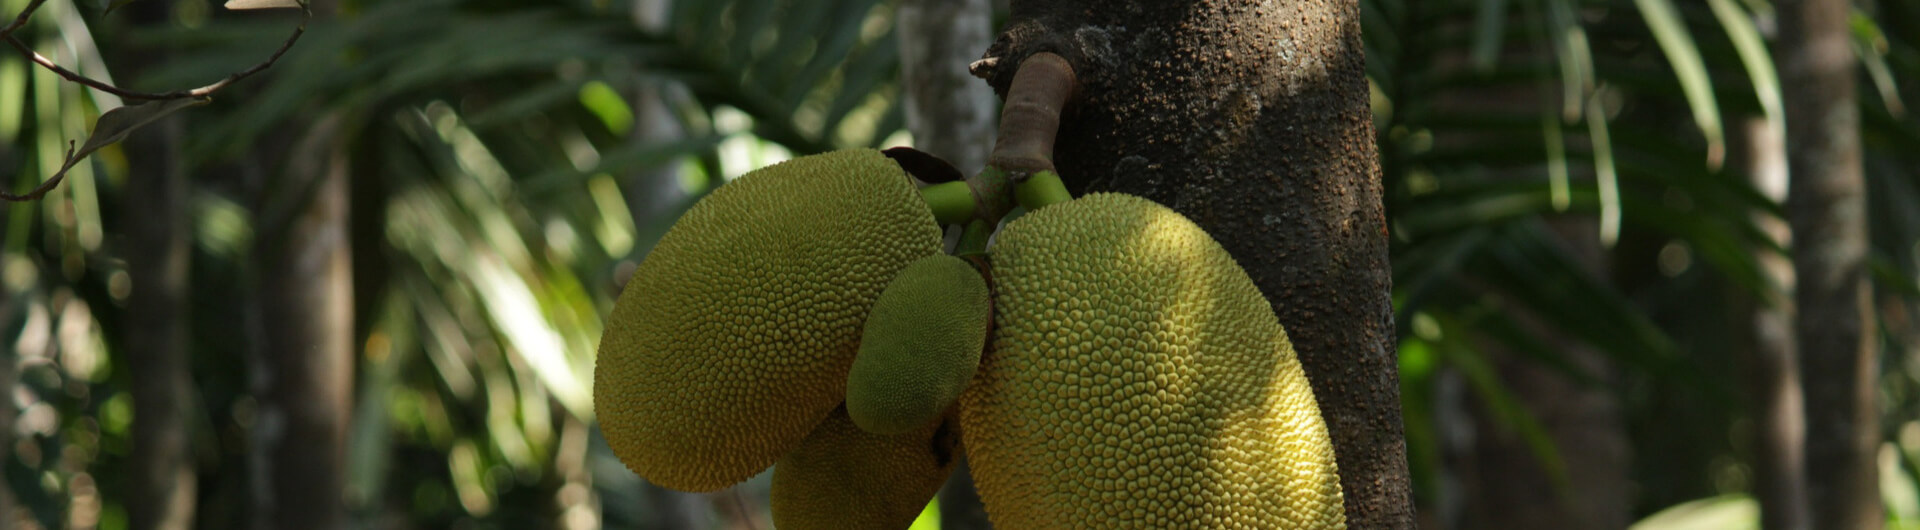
594, 149, 943, 492
847, 254, 992, 435
770, 407, 960, 530
963, 193, 1347, 528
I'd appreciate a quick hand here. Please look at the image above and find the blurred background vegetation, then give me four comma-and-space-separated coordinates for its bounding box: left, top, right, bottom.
0, 0, 1917, 528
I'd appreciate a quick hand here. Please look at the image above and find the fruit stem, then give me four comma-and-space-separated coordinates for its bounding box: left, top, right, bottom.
966, 52, 1078, 224
920, 181, 977, 225
1013, 170, 1072, 210
955, 219, 994, 257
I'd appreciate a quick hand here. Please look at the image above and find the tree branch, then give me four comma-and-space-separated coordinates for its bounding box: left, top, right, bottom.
0, 0, 47, 41
4, 5, 308, 101
0, 141, 74, 201
1, 2, 310, 202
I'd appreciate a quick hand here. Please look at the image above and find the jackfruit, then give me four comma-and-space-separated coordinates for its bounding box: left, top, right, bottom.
847, 254, 991, 435
595, 149, 943, 492
770, 406, 959, 530
962, 192, 1346, 528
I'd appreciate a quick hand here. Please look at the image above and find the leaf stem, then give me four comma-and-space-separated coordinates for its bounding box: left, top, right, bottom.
0, 140, 73, 201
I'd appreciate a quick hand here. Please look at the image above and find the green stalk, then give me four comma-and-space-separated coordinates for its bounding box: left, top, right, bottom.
1013, 170, 1072, 210
919, 181, 977, 225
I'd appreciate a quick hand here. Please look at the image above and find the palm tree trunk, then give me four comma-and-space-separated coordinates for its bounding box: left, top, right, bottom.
1730, 116, 1811, 530
249, 115, 355, 530
988, 1, 1413, 526
1779, 0, 1882, 525
899, 0, 997, 177
126, 115, 198, 530
119, 1, 199, 525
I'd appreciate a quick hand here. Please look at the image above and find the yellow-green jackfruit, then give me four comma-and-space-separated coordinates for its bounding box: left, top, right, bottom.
770, 406, 959, 530
962, 192, 1346, 528
847, 254, 992, 435
595, 149, 943, 492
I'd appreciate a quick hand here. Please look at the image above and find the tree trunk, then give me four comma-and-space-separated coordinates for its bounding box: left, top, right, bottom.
1730, 116, 1811, 530
1780, 0, 1882, 525
249, 115, 355, 530
119, 1, 200, 525
126, 115, 198, 530
897, 0, 999, 528
899, 0, 998, 178
983, 1, 1413, 527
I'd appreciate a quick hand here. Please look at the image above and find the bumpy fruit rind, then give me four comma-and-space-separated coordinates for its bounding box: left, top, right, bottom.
770, 407, 959, 530
595, 149, 943, 492
847, 254, 991, 435
963, 192, 1346, 528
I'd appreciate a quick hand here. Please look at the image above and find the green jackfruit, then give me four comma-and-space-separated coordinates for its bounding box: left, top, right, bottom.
770, 407, 959, 530
962, 193, 1346, 528
846, 254, 991, 435
595, 149, 943, 492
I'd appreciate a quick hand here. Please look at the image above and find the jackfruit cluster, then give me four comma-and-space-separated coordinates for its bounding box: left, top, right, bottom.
594, 148, 946, 492
963, 193, 1347, 528
594, 148, 1345, 530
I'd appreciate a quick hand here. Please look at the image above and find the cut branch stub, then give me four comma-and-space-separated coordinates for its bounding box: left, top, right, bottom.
987, 52, 1074, 177
968, 52, 1079, 222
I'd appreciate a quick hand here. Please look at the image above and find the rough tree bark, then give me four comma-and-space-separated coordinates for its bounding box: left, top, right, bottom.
981, 1, 1413, 527
126, 116, 198, 530
249, 114, 355, 530
1730, 117, 1811, 530
896, 0, 998, 528
1779, 0, 1882, 525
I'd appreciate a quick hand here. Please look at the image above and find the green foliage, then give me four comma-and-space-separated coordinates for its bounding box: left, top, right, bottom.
1372, 0, 1920, 520
2, 0, 1919, 527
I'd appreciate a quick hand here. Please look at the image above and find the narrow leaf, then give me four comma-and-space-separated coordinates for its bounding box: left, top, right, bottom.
79, 98, 208, 158
1586, 94, 1620, 246
104, 0, 139, 15
5, 97, 207, 201
1544, 114, 1571, 211
1852, 11, 1907, 116
1470, 0, 1510, 71
224, 0, 303, 9
1544, 0, 1594, 120
1631, 0, 1726, 168
1706, 0, 1785, 147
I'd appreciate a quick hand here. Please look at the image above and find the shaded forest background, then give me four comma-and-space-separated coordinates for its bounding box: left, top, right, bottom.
1, 0, 1918, 528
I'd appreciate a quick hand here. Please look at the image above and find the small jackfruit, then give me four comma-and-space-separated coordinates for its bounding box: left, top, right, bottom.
846, 254, 991, 435
770, 406, 960, 530
594, 149, 943, 492
962, 193, 1346, 528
